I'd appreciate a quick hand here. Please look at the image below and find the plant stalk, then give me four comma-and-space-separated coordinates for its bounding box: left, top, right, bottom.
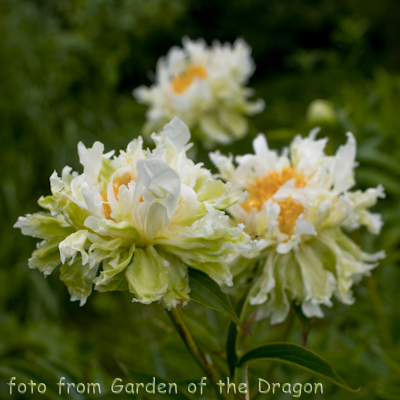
367, 276, 393, 349
168, 307, 231, 399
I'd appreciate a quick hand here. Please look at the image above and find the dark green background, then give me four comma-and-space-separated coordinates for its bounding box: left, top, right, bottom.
1, 0, 400, 399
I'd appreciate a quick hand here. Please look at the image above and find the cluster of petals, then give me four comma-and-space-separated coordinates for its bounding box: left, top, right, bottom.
210, 128, 385, 324
134, 37, 264, 147
15, 118, 252, 309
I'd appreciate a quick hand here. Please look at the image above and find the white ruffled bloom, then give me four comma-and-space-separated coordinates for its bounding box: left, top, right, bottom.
134, 37, 264, 147
15, 118, 252, 308
210, 128, 385, 324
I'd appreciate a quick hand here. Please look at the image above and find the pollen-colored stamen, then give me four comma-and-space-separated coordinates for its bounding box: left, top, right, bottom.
102, 172, 134, 220
102, 189, 112, 220
277, 197, 305, 236
171, 64, 208, 94
241, 167, 308, 236
241, 167, 307, 212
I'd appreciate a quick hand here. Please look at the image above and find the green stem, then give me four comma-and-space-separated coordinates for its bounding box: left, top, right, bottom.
367, 276, 393, 349
168, 307, 231, 399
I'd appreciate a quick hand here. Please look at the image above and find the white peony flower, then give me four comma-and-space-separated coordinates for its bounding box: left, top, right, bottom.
210, 128, 385, 324
134, 37, 264, 147
15, 118, 252, 309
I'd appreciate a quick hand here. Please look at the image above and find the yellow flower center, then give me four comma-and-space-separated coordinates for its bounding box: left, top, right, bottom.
171, 65, 208, 94
277, 197, 305, 236
101, 172, 143, 220
241, 167, 309, 236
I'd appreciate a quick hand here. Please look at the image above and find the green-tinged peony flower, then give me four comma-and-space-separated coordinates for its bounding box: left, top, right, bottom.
210, 128, 385, 324
133, 37, 264, 148
15, 118, 253, 309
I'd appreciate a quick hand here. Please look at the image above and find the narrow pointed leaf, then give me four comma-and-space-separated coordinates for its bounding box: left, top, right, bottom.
237, 343, 358, 392
188, 268, 249, 332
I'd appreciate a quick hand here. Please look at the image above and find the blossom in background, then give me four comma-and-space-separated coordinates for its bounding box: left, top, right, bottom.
134, 37, 264, 148
306, 99, 336, 126
15, 118, 252, 309
210, 129, 385, 324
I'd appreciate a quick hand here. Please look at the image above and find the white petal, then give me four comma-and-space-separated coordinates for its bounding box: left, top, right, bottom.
137, 158, 181, 220
333, 132, 357, 193
78, 141, 105, 187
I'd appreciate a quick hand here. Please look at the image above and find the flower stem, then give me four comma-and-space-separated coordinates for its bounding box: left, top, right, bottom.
367, 276, 393, 349
168, 307, 229, 398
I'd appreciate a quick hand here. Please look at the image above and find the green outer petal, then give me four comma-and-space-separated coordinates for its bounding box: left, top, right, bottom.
218, 109, 248, 139
196, 180, 228, 202
157, 241, 235, 284
294, 243, 336, 303
195, 179, 246, 210
59, 230, 89, 265
84, 215, 141, 244
59, 255, 99, 306
199, 114, 233, 145
94, 244, 135, 289
61, 198, 92, 230
255, 252, 291, 325
38, 195, 57, 211
87, 232, 130, 264
157, 249, 190, 309
14, 212, 74, 240
98, 157, 117, 184
125, 246, 169, 304
28, 239, 62, 276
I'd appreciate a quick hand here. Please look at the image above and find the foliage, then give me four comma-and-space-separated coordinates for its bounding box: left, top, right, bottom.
1, 0, 400, 399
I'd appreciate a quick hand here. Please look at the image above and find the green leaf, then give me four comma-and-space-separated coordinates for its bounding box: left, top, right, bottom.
237, 343, 358, 392
357, 149, 400, 177
226, 294, 248, 378
0, 359, 73, 400
188, 268, 250, 332
356, 168, 400, 195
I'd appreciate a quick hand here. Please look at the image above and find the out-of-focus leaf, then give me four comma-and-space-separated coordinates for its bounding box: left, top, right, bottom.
356, 168, 400, 195
238, 343, 358, 392
116, 359, 194, 400
183, 310, 223, 350
0, 359, 73, 400
357, 150, 400, 177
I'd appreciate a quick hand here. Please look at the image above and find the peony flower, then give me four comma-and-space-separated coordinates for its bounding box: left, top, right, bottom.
210, 128, 385, 324
15, 118, 252, 309
134, 37, 264, 148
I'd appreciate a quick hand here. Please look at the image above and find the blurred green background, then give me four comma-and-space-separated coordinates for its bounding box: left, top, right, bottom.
1, 0, 400, 399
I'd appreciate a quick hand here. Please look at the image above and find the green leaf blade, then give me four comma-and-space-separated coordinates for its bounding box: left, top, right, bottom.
238, 343, 358, 392
188, 268, 249, 332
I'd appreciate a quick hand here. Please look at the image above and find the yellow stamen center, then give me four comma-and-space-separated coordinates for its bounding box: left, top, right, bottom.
171, 65, 208, 94
277, 197, 305, 236
241, 166, 309, 236
101, 172, 142, 220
